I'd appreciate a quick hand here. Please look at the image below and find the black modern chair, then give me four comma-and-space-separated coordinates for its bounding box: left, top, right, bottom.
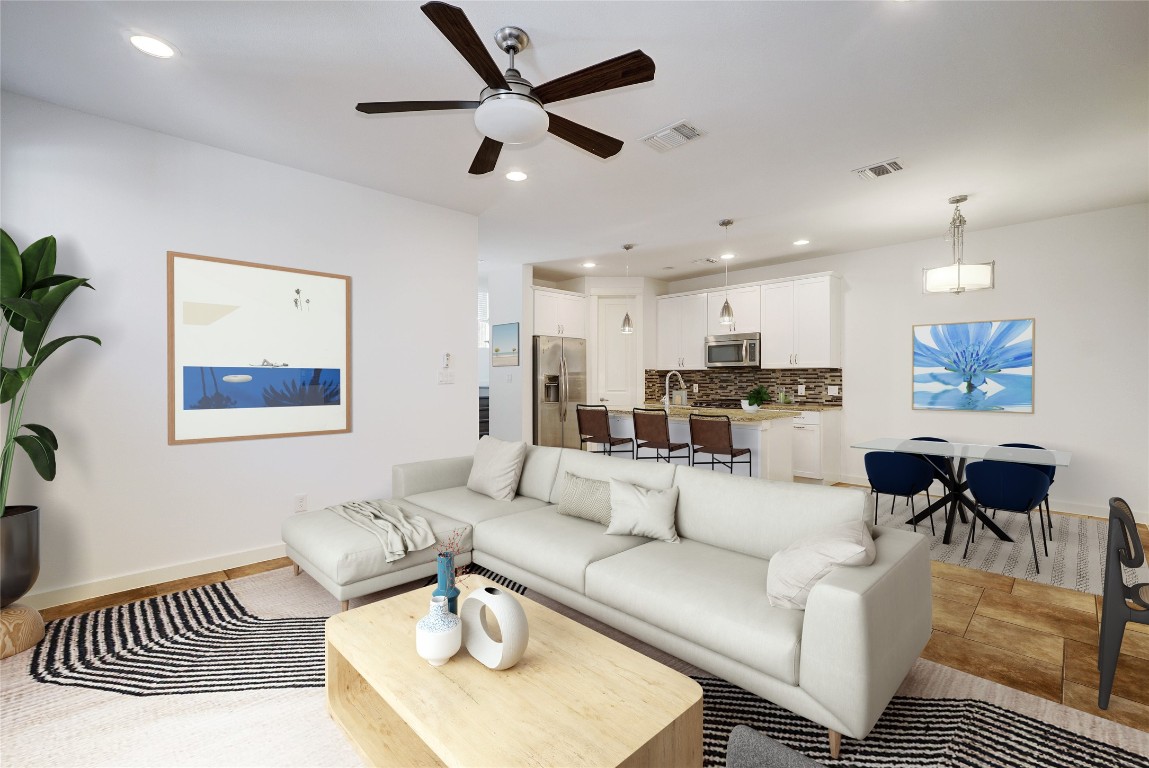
688, 414, 751, 474
910, 435, 954, 507
575, 404, 633, 458
963, 461, 1050, 573
1098, 497, 1149, 710
864, 451, 936, 533
999, 442, 1056, 543
632, 407, 689, 463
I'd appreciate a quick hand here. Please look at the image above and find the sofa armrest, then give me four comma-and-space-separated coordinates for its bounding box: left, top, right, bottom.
798, 527, 932, 740
392, 456, 474, 498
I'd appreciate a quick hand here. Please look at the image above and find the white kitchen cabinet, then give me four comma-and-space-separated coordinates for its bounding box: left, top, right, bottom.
534, 289, 586, 338
707, 285, 761, 335
656, 294, 708, 369
791, 410, 841, 482
760, 275, 841, 368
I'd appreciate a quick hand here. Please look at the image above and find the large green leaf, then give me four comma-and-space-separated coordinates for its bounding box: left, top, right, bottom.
27, 274, 81, 291
14, 434, 56, 481
21, 277, 92, 357
0, 230, 21, 301
0, 365, 35, 403
20, 236, 56, 297
0, 297, 45, 323
32, 334, 101, 367
22, 424, 59, 450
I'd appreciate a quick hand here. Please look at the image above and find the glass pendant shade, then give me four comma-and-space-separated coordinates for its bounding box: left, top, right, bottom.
719, 298, 735, 326
474, 95, 549, 144
620, 312, 634, 334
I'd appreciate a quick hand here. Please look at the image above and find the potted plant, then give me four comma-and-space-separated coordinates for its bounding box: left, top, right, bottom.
742, 385, 770, 413
1, 230, 100, 608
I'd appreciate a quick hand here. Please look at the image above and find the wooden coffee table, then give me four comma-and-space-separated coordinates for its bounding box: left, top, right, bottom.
325, 575, 703, 767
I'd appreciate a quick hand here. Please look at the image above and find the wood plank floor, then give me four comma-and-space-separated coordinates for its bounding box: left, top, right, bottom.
35, 529, 1149, 734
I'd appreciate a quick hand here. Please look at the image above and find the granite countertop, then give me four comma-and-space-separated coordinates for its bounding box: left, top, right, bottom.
607, 403, 800, 423
753, 403, 843, 412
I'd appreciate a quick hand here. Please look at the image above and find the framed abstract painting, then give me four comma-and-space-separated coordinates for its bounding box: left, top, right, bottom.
912, 319, 1034, 413
168, 252, 351, 444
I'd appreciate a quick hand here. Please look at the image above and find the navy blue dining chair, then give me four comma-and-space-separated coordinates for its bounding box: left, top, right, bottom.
963, 461, 1051, 573
999, 443, 1055, 543
1098, 497, 1149, 709
864, 452, 936, 534
910, 436, 953, 507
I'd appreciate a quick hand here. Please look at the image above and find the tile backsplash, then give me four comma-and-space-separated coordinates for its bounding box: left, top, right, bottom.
645, 368, 843, 405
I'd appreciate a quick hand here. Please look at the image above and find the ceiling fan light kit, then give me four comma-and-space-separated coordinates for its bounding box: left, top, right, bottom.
923, 195, 995, 294
355, 2, 655, 175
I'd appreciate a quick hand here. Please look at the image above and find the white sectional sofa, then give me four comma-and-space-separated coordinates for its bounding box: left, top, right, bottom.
283, 444, 932, 753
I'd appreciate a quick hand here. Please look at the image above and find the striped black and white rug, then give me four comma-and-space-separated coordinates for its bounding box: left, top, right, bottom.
18, 568, 1149, 767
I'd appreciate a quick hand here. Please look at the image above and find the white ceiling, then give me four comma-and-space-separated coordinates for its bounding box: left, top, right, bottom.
2, 1, 1146, 281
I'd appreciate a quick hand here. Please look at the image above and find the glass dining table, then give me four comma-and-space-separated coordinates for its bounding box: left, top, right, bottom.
851, 438, 1072, 545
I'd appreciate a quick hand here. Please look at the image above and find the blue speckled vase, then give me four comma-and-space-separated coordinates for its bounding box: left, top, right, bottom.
433, 552, 460, 614
415, 595, 462, 666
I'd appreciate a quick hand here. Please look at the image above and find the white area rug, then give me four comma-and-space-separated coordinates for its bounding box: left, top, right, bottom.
2, 567, 1146, 767
869, 494, 1149, 595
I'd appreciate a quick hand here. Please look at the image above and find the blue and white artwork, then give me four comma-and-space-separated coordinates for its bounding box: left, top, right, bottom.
491, 322, 519, 367
183, 366, 341, 410
912, 319, 1034, 412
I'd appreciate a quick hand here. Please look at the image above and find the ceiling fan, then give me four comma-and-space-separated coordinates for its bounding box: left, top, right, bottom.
356, 1, 656, 175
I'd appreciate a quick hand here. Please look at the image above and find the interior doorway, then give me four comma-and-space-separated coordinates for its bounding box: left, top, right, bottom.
595, 297, 638, 408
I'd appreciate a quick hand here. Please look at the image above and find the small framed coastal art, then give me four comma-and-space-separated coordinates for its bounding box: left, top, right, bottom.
168, 252, 352, 444
912, 318, 1034, 413
491, 322, 519, 367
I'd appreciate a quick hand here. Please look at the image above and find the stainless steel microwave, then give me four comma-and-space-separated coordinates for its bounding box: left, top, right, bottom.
705, 332, 761, 368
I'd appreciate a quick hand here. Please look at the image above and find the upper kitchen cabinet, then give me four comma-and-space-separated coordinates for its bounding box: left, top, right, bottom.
534, 288, 586, 338
760, 275, 842, 368
657, 293, 708, 370
706, 285, 761, 336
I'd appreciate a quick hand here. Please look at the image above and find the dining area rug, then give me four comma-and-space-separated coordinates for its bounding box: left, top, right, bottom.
870, 496, 1149, 595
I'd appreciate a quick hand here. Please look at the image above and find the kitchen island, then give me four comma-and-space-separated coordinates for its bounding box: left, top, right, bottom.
605, 403, 798, 480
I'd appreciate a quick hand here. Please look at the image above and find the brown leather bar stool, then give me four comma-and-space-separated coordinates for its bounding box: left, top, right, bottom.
688, 414, 751, 474
632, 407, 689, 463
575, 404, 634, 458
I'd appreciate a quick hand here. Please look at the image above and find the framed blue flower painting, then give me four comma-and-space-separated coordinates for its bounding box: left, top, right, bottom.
912, 319, 1034, 412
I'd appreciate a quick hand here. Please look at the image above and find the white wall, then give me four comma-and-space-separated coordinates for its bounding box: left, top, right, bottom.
668, 204, 1149, 523
1, 92, 480, 602
487, 264, 533, 441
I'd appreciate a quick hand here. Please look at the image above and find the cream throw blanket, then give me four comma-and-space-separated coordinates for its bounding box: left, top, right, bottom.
331, 500, 436, 563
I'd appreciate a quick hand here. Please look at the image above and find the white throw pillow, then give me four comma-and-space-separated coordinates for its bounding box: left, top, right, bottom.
466, 436, 527, 501
557, 472, 612, 525
766, 520, 876, 610
605, 479, 679, 542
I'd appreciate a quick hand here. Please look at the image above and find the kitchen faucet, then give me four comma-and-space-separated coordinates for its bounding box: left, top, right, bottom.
665, 370, 687, 407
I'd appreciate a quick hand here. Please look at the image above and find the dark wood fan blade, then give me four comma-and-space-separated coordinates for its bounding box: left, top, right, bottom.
546, 113, 623, 159
468, 137, 503, 175
532, 50, 655, 105
356, 100, 480, 114
421, 2, 509, 91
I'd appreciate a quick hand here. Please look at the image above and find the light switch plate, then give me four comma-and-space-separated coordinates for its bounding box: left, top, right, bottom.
438, 371, 454, 385
828, 385, 840, 396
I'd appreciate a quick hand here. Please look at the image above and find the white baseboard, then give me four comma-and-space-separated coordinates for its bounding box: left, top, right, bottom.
21, 543, 288, 611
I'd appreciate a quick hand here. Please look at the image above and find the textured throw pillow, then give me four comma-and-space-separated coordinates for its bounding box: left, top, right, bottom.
766, 520, 876, 610
557, 472, 612, 525
605, 479, 680, 542
466, 436, 527, 501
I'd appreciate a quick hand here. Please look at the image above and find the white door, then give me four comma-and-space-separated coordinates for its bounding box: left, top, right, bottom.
761, 282, 796, 366
792, 424, 822, 478
596, 297, 637, 406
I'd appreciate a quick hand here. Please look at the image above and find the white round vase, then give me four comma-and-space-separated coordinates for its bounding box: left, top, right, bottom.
415, 595, 461, 666
461, 587, 529, 670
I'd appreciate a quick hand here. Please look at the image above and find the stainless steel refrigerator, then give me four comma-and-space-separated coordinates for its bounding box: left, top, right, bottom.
533, 335, 587, 448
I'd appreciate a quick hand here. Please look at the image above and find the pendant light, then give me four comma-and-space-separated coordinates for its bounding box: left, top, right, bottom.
718, 219, 735, 327
620, 244, 635, 335
923, 195, 995, 294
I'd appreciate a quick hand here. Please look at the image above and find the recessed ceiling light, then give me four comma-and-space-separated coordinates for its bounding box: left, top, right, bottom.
720, 253, 736, 260
129, 34, 176, 59
582, 262, 596, 268
793, 239, 810, 246
505, 171, 528, 182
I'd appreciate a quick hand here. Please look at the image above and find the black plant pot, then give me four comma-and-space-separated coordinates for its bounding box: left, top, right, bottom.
1, 506, 40, 609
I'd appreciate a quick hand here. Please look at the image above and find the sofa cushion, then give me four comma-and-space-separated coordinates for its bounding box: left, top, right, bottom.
585, 538, 804, 685
404, 486, 550, 526
605, 479, 679, 542
548, 449, 676, 504
467, 436, 527, 500
281, 500, 469, 587
474, 506, 649, 594
557, 472, 612, 525
518, 445, 563, 502
673, 464, 866, 560
767, 520, 877, 609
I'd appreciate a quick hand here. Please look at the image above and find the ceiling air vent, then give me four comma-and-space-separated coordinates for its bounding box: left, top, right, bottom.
642, 121, 706, 152
853, 158, 904, 180
691, 257, 719, 265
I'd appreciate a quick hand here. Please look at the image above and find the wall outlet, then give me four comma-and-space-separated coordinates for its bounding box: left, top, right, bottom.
438, 370, 455, 385
293, 494, 308, 513
797, 384, 806, 395
828, 385, 840, 396
693, 383, 698, 393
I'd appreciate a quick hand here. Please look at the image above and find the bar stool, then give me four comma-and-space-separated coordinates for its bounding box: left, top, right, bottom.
575, 404, 634, 458
688, 414, 751, 474
632, 407, 689, 463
